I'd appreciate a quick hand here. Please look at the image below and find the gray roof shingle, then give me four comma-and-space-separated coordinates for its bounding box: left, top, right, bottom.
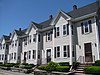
67, 2, 98, 18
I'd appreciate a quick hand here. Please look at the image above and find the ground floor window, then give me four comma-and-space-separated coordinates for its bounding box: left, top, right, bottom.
63, 45, 70, 57
2, 54, 4, 60
14, 53, 16, 60
32, 50, 36, 59
0, 55, 1, 60
54, 46, 60, 58
29, 51, 31, 59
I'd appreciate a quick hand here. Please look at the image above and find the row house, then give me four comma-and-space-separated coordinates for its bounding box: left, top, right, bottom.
0, 0, 100, 65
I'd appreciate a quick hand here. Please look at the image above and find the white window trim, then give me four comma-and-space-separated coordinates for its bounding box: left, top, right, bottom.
83, 21, 90, 34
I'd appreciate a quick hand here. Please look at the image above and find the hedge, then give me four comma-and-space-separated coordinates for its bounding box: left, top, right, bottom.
37, 65, 47, 70
84, 66, 100, 74
95, 60, 100, 66
56, 66, 69, 72
59, 62, 69, 66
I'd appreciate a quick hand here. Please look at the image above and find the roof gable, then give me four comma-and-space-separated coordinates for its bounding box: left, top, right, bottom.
51, 10, 71, 25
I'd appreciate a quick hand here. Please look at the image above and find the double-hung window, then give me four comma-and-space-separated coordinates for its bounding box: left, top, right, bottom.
57, 46, 60, 57
63, 45, 70, 57
48, 32, 51, 41
29, 51, 31, 59
14, 53, 16, 60
81, 20, 92, 34
32, 50, 36, 59
33, 34, 36, 42
56, 27, 60, 37
63, 24, 69, 36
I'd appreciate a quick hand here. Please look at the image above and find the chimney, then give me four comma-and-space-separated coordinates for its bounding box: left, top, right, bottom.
9, 33, 11, 37
19, 28, 21, 31
73, 5, 77, 11
49, 15, 53, 19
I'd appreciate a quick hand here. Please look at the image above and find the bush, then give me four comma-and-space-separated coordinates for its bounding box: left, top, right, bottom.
5, 63, 14, 67
0, 64, 5, 66
56, 66, 69, 72
22, 63, 28, 65
84, 66, 100, 74
38, 65, 47, 70
24, 65, 33, 69
29, 64, 35, 67
46, 62, 58, 72
59, 62, 69, 66
14, 64, 19, 68
95, 60, 100, 66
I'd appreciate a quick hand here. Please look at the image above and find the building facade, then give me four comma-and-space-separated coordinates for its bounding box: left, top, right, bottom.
0, 1, 100, 65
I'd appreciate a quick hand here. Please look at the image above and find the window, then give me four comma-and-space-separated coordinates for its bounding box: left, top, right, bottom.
2, 54, 4, 60
14, 53, 16, 60
71, 25, 74, 35
12, 41, 14, 47
63, 45, 70, 57
57, 46, 60, 57
3, 44, 5, 49
11, 53, 13, 59
33, 34, 36, 42
63, 45, 67, 57
81, 20, 92, 34
63, 25, 66, 35
32, 50, 36, 59
29, 51, 31, 59
54, 47, 56, 58
15, 40, 17, 46
29, 35, 31, 43
56, 27, 60, 37
38, 34, 40, 42
48, 32, 50, 40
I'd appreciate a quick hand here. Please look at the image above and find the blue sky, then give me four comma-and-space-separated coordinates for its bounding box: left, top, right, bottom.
0, 0, 96, 37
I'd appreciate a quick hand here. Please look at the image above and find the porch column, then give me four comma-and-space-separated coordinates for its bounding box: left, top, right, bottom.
69, 21, 73, 65
36, 33, 39, 65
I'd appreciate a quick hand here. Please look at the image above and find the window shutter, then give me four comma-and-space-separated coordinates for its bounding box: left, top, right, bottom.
67, 45, 70, 57
46, 33, 47, 42
67, 24, 69, 35
54, 28, 56, 38
54, 47, 56, 58
88, 20, 92, 33
50, 31, 52, 41
81, 23, 84, 34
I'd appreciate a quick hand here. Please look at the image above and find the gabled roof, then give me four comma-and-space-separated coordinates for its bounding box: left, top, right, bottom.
15, 29, 27, 36
0, 35, 10, 43
39, 18, 53, 29
67, 2, 98, 18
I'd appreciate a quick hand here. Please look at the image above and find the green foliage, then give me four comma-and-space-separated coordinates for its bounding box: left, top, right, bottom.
37, 65, 47, 70
14, 64, 19, 68
46, 62, 58, 72
4, 63, 14, 67
84, 66, 100, 74
56, 66, 69, 72
95, 60, 100, 66
23, 65, 33, 69
0, 64, 5, 66
59, 62, 69, 66
72, 62, 80, 69
21, 63, 28, 65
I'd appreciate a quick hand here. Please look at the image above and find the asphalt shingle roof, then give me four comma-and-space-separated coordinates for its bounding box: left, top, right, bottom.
3, 35, 10, 41
67, 2, 98, 18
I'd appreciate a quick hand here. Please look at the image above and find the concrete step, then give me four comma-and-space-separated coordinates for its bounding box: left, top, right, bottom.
75, 70, 84, 73
76, 68, 84, 71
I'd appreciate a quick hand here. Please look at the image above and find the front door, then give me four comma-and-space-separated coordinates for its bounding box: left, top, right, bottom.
84, 43, 93, 62
47, 49, 51, 63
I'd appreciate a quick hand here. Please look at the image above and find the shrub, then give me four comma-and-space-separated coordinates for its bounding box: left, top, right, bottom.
0, 64, 5, 66
19, 64, 25, 69
84, 66, 100, 74
46, 62, 58, 72
22, 63, 28, 65
56, 66, 69, 72
5, 63, 14, 67
14, 64, 19, 68
24, 65, 33, 69
59, 62, 69, 66
29, 64, 35, 67
72, 62, 80, 69
37, 65, 47, 70
95, 60, 100, 66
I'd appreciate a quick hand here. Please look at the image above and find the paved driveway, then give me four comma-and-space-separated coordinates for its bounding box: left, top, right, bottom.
0, 69, 34, 75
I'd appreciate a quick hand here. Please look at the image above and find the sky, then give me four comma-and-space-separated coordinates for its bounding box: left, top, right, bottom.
0, 0, 96, 37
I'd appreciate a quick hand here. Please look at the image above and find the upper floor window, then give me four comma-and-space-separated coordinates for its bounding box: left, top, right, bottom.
38, 34, 40, 42
12, 41, 14, 47
3, 44, 5, 49
15, 40, 17, 46
33, 34, 36, 42
29, 35, 31, 43
81, 20, 92, 34
63, 24, 69, 36
56, 27, 60, 37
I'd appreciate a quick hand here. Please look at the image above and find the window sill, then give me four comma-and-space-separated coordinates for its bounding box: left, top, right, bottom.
83, 32, 91, 35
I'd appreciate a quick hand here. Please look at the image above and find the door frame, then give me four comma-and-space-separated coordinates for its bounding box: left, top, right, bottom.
84, 42, 93, 63
46, 49, 51, 63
